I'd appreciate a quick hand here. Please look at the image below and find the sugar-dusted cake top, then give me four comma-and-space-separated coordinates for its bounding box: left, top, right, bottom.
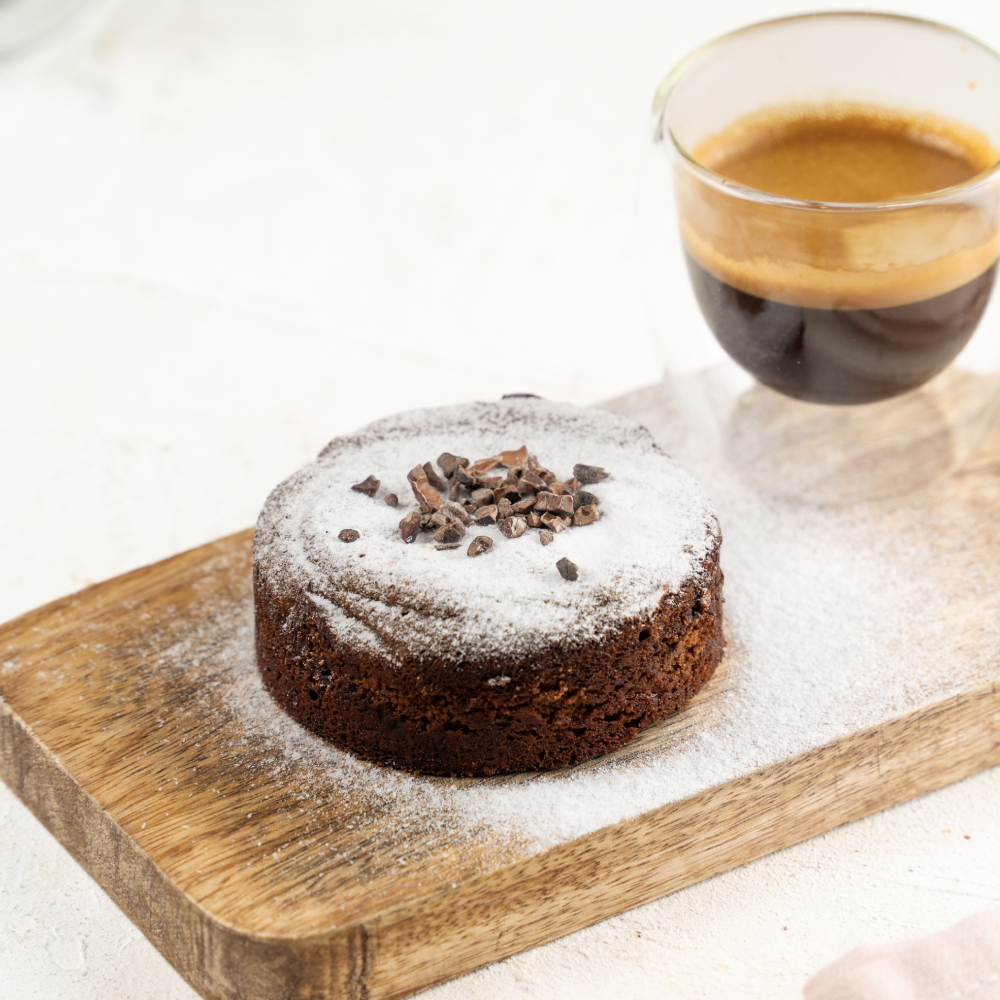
253, 398, 719, 665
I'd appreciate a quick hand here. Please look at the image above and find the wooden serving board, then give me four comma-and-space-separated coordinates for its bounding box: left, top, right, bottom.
2, 376, 1000, 1000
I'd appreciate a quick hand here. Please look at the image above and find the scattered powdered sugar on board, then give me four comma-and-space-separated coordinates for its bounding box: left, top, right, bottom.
43, 374, 998, 892
147, 374, 1000, 867
253, 398, 719, 663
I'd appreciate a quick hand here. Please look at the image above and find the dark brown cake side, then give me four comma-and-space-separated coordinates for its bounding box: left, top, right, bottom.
254, 545, 723, 777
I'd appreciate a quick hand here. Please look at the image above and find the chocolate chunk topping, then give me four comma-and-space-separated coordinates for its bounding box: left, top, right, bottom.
573, 463, 610, 485
433, 519, 467, 543
539, 530, 554, 545
434, 543, 461, 551
535, 492, 574, 516
437, 452, 470, 478
573, 490, 599, 510
399, 511, 421, 543
556, 556, 579, 581
467, 535, 494, 557
350, 475, 380, 497
338, 528, 360, 542
407, 464, 444, 512
384, 493, 399, 507
572, 503, 599, 526
423, 461, 446, 491
498, 516, 527, 539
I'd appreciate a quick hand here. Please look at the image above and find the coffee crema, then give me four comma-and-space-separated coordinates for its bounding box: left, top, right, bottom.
675, 103, 1000, 403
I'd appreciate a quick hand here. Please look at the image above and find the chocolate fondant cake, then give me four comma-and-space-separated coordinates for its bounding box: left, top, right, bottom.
253, 398, 723, 776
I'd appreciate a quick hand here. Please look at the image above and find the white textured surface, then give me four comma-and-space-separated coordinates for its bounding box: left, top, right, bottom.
2, 1, 1000, 998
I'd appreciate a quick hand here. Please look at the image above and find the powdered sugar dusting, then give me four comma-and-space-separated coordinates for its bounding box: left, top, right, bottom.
254, 398, 719, 663
18, 376, 997, 908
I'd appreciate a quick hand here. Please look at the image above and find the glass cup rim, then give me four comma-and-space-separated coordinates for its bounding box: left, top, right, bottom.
652, 10, 1000, 214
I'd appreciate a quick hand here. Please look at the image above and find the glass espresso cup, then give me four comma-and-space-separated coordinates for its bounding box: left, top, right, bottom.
650, 13, 1000, 502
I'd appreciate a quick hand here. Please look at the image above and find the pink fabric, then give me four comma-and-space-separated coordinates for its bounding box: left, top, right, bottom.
804, 909, 1000, 1000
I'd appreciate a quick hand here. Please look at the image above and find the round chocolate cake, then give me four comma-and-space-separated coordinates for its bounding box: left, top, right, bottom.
253, 398, 724, 776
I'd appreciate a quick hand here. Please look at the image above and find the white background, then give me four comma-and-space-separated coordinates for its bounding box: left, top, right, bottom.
1, 0, 999, 997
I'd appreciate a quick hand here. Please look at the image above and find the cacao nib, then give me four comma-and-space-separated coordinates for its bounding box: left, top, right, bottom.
540, 512, 571, 533
526, 455, 556, 482
423, 461, 446, 491
437, 452, 470, 478
473, 504, 498, 526
556, 556, 579, 581
467, 535, 493, 557
454, 465, 476, 487
535, 492, 574, 516
573, 490, 599, 510
433, 519, 467, 544
469, 455, 501, 475
493, 486, 521, 504
498, 516, 527, 538
500, 446, 528, 467
430, 508, 452, 528
442, 502, 473, 526
338, 528, 360, 542
517, 472, 547, 494
407, 464, 444, 512
573, 463, 610, 484
572, 503, 599, 526
350, 475, 379, 497
539, 530, 554, 545
399, 512, 421, 544
384, 493, 399, 507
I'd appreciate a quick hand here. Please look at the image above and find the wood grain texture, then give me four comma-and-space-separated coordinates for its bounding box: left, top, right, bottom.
4, 377, 1000, 1000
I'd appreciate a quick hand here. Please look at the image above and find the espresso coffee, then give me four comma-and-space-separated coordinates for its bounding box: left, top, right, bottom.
686, 253, 996, 404
677, 104, 1000, 404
